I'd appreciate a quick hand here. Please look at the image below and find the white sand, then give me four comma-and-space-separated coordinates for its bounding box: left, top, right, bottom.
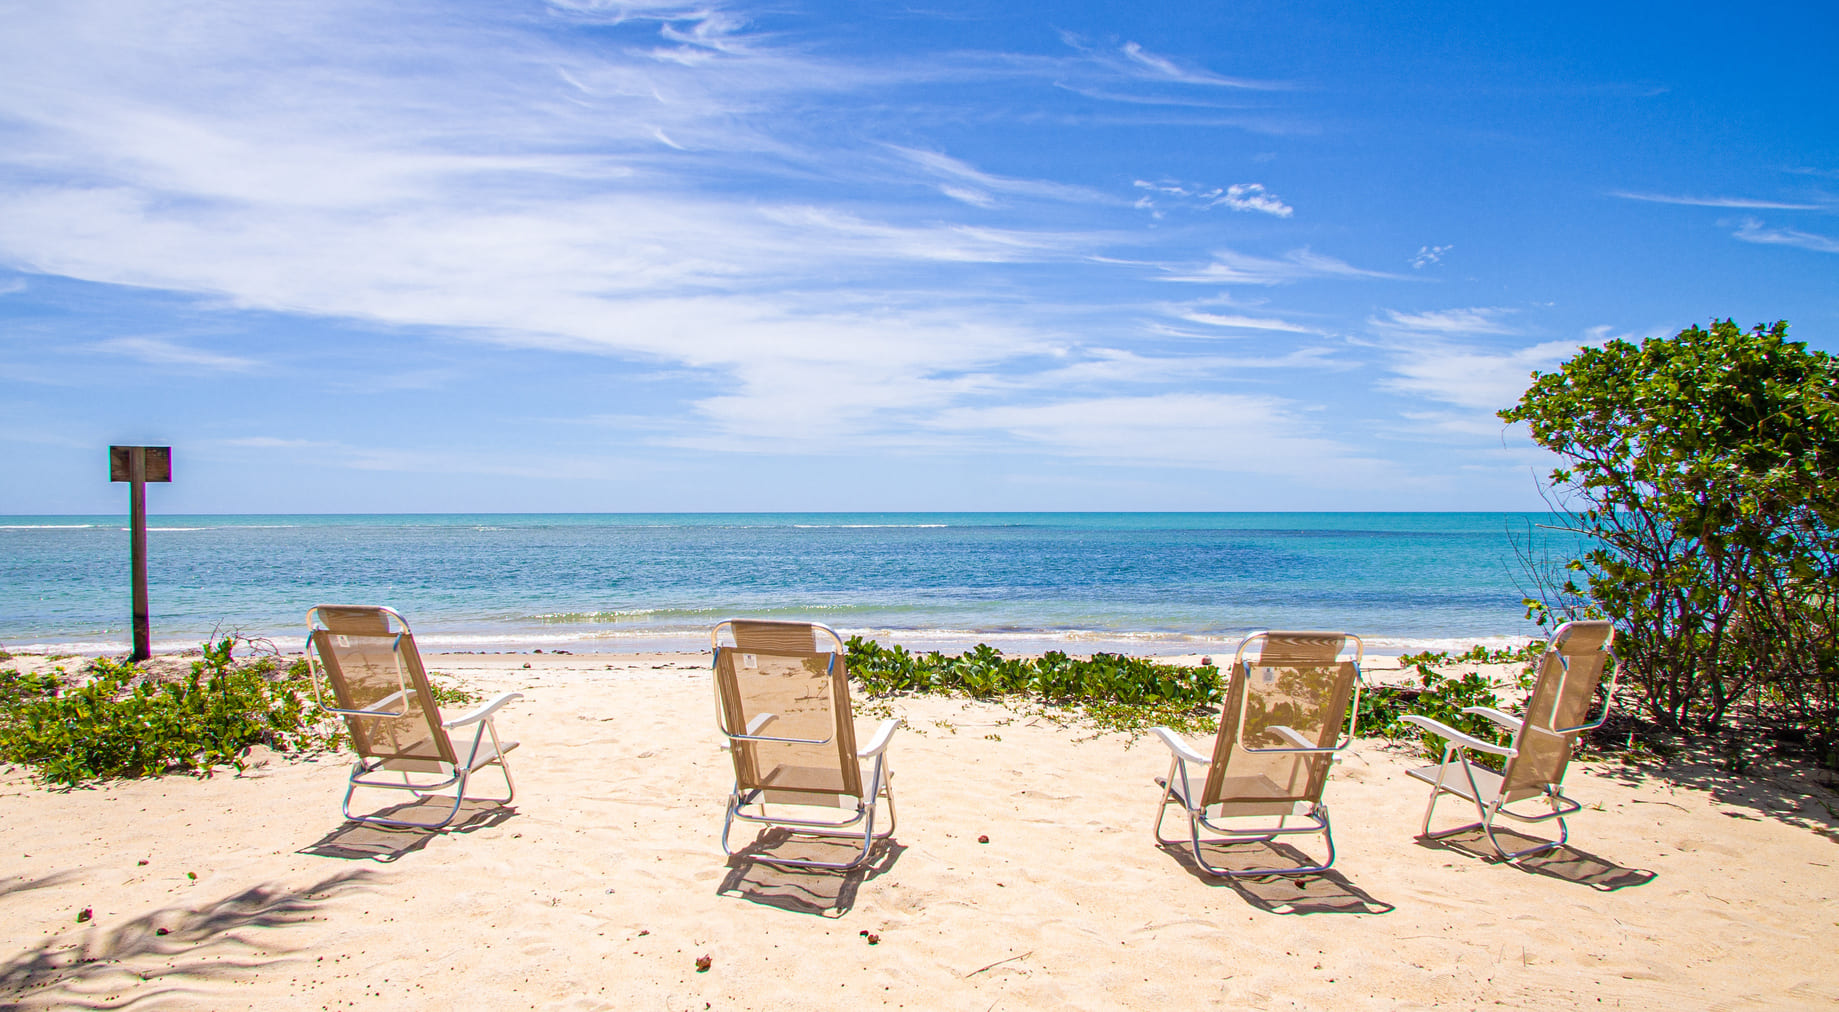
2, 650, 1836, 1010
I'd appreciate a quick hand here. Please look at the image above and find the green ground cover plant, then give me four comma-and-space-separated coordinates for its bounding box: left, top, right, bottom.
1355, 643, 1544, 763
846, 638, 1222, 734
0, 639, 337, 787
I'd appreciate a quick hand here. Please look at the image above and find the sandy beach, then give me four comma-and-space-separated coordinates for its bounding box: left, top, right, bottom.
3, 649, 1837, 1010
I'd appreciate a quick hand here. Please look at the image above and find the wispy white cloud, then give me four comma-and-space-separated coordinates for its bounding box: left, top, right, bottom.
1379, 339, 1579, 413
1213, 183, 1292, 217
92, 337, 258, 372
1163, 248, 1401, 285
1410, 244, 1452, 269
1612, 191, 1825, 210
931, 392, 1378, 477
1369, 307, 1517, 337
1132, 179, 1293, 218
216, 436, 333, 448
1732, 217, 1839, 254
888, 146, 1113, 207
1177, 311, 1318, 334
1116, 41, 1286, 91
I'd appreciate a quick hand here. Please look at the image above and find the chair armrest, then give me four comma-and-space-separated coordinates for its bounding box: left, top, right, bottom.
746, 712, 778, 736
442, 691, 523, 729
1461, 706, 1524, 733
857, 718, 901, 758
1153, 726, 1210, 765
1402, 715, 1516, 757
1266, 725, 1318, 750
333, 688, 411, 717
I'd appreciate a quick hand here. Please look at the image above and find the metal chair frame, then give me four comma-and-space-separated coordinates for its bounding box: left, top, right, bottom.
1152, 631, 1365, 878
713, 620, 897, 870
1405, 621, 1619, 862
307, 605, 520, 830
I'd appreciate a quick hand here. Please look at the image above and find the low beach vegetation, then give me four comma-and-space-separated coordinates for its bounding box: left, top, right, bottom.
1505, 319, 1839, 766
847, 637, 1561, 752
0, 638, 337, 787
846, 638, 1222, 734
1354, 643, 1547, 763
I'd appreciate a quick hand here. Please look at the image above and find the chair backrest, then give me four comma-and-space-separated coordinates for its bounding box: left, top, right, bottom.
1203, 631, 1361, 809
1501, 620, 1616, 801
306, 605, 455, 769
712, 620, 862, 799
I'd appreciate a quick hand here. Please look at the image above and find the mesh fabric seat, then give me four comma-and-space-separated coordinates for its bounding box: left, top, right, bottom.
712, 620, 898, 870
1151, 631, 1365, 878
306, 605, 521, 829
1404, 620, 1619, 862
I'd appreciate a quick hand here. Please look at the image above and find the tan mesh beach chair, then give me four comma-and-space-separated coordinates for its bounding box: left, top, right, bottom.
712, 620, 899, 870
1404, 620, 1619, 862
305, 605, 521, 829
1151, 631, 1365, 878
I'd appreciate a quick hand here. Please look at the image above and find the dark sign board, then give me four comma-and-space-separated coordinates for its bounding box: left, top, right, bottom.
109, 445, 172, 483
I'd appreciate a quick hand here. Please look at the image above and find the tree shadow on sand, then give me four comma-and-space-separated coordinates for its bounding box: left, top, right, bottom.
1157, 840, 1395, 915
0, 871, 82, 901
717, 832, 905, 918
0, 870, 370, 1010
1412, 829, 1656, 890
297, 798, 518, 862
1595, 738, 1839, 844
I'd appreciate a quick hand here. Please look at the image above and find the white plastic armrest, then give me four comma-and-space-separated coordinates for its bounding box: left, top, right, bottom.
442, 691, 523, 729
1265, 725, 1319, 750
349, 688, 411, 716
858, 718, 901, 758
1462, 706, 1524, 733
1402, 715, 1516, 757
1153, 726, 1210, 766
720, 712, 777, 750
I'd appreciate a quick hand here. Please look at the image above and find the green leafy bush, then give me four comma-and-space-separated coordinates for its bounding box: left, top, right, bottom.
0, 639, 335, 787
1502, 319, 1839, 753
846, 637, 1221, 733
1355, 643, 1544, 762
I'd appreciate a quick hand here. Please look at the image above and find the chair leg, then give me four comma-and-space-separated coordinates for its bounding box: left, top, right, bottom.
1183, 805, 1336, 879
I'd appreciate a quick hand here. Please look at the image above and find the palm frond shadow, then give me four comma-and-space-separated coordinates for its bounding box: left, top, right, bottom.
0, 870, 370, 1010
717, 832, 905, 918
298, 799, 518, 862
0, 871, 81, 900
1157, 839, 1395, 914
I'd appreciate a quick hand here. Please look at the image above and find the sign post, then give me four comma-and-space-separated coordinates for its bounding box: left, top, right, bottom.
109, 446, 172, 662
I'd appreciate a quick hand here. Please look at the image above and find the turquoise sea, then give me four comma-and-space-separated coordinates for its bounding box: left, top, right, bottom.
0, 513, 1575, 657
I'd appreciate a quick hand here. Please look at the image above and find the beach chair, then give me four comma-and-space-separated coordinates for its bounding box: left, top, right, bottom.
1151, 631, 1365, 878
305, 605, 521, 829
712, 620, 899, 870
1404, 620, 1619, 862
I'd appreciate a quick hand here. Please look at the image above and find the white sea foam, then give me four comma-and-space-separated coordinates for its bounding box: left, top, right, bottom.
0, 524, 96, 529
791, 524, 948, 529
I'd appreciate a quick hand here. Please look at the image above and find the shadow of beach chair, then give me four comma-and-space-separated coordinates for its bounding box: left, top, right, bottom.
305, 605, 522, 830
1151, 630, 1365, 878
1404, 619, 1619, 863
712, 619, 899, 870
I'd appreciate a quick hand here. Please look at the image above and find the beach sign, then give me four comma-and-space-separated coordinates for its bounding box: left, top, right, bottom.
109, 445, 171, 661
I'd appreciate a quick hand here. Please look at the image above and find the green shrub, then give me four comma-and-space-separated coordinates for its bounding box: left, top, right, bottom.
846, 637, 1221, 733
0, 638, 336, 787
1355, 643, 1545, 762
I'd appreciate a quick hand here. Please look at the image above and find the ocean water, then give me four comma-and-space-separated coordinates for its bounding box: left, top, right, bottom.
0, 513, 1575, 657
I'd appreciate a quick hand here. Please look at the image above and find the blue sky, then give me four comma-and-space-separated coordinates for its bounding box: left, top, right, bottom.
2, 0, 1835, 513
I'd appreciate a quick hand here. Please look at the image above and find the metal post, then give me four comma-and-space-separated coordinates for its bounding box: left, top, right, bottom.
129, 447, 150, 662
